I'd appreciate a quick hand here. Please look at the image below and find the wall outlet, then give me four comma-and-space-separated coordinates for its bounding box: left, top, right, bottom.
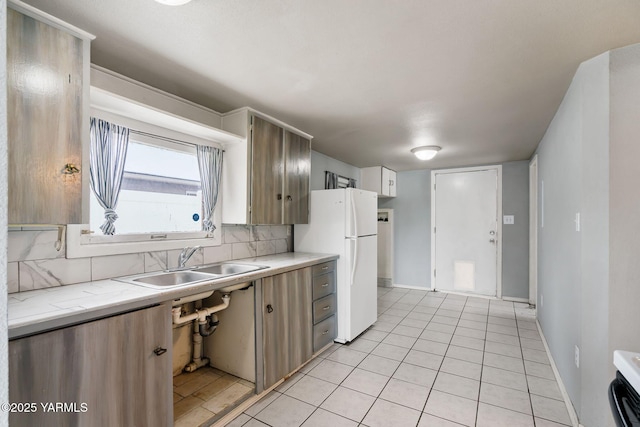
503, 215, 515, 225
575, 345, 580, 368
575, 212, 581, 232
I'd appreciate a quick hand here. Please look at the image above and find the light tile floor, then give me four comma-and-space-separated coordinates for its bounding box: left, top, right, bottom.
226, 287, 573, 427
173, 366, 254, 427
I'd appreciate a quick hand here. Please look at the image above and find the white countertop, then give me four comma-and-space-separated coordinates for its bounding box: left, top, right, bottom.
8, 252, 338, 339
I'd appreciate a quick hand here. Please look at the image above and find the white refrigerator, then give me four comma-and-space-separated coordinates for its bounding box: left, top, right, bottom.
295, 188, 378, 343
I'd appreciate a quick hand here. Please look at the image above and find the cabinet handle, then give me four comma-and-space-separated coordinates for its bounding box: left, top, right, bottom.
322, 330, 329, 335
266, 304, 274, 313
321, 266, 329, 270
323, 306, 330, 311
389, 180, 394, 186
277, 194, 282, 200
62, 163, 80, 175
153, 347, 167, 356
286, 195, 292, 201
321, 283, 329, 288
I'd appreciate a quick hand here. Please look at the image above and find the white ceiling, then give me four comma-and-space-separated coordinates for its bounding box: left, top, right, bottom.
21, 0, 640, 171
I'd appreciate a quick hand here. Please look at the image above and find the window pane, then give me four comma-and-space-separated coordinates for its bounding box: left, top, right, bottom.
90, 140, 203, 234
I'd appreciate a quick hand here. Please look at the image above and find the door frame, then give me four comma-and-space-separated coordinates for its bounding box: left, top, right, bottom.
529, 155, 538, 306
430, 165, 503, 298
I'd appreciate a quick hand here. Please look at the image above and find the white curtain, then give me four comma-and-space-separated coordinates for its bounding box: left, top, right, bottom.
197, 145, 223, 234
89, 118, 130, 235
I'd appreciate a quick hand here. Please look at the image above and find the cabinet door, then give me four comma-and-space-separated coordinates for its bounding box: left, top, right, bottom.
388, 169, 397, 197
262, 268, 313, 389
8, 305, 172, 426
7, 9, 84, 224
381, 167, 391, 196
283, 130, 311, 224
251, 116, 284, 224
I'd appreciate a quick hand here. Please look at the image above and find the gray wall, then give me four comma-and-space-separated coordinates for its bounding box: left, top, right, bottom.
379, 170, 431, 288
535, 47, 631, 427
310, 150, 361, 191
535, 59, 587, 417
379, 163, 529, 299
579, 52, 610, 427
609, 43, 640, 417
1, 0, 9, 422
501, 161, 530, 299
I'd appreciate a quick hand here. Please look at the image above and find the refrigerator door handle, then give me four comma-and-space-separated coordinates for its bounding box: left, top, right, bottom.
349, 190, 358, 238
350, 238, 358, 286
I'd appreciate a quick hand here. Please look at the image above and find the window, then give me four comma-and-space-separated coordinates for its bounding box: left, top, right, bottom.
89, 137, 203, 235
66, 77, 234, 258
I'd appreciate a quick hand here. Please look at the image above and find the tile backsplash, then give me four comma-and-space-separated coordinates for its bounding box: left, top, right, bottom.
7, 225, 292, 294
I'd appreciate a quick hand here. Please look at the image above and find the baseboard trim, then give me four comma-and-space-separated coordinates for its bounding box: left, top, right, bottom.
536, 319, 581, 427
391, 283, 432, 291
503, 296, 530, 303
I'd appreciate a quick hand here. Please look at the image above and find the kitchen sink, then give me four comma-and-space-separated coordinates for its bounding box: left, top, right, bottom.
132, 271, 218, 288
195, 263, 267, 276
115, 262, 269, 290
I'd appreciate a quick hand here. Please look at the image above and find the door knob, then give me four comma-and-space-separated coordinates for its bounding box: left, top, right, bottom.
489, 238, 496, 243
489, 230, 495, 235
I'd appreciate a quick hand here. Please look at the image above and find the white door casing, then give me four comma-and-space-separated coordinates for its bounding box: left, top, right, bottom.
529, 155, 538, 306
431, 166, 502, 297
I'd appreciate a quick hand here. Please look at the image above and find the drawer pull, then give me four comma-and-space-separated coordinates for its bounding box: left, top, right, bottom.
322, 330, 329, 335
322, 306, 331, 311
321, 283, 329, 288
153, 347, 167, 356
321, 266, 329, 270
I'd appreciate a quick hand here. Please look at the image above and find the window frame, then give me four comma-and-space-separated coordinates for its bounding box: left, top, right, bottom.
65, 107, 224, 258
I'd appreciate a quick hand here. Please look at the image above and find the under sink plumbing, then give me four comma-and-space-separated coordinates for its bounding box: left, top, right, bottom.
172, 292, 231, 373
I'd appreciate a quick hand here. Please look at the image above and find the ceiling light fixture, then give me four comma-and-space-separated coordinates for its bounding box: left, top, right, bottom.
411, 145, 441, 160
154, 0, 192, 6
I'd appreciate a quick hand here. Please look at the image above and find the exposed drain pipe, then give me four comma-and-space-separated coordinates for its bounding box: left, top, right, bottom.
172, 294, 231, 373
172, 294, 230, 325
199, 314, 219, 337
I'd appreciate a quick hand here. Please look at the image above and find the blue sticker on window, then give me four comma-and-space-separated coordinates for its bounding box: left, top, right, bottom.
192, 213, 200, 222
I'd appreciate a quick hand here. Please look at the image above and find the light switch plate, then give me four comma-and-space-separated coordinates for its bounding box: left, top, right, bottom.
503, 215, 514, 225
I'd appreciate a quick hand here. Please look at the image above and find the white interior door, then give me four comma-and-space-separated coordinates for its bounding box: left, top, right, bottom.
433, 168, 500, 296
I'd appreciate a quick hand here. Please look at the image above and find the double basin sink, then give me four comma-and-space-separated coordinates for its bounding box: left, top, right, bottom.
116, 262, 269, 292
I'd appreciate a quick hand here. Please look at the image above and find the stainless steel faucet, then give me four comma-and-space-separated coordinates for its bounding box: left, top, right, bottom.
177, 246, 201, 269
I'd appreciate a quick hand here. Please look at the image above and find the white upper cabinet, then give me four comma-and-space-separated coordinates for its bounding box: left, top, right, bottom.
361, 166, 397, 198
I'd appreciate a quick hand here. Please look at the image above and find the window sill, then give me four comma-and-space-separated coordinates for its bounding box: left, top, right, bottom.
66, 224, 222, 259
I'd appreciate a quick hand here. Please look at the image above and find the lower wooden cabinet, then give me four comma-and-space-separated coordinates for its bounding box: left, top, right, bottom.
262, 267, 313, 389
8, 304, 172, 427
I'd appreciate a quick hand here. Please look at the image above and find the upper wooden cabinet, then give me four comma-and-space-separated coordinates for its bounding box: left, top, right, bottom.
7, 5, 93, 225
362, 166, 397, 197
222, 109, 312, 225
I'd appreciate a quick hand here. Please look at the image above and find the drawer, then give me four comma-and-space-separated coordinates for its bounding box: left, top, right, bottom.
313, 315, 336, 352
313, 294, 337, 323
312, 272, 336, 300
312, 261, 336, 276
